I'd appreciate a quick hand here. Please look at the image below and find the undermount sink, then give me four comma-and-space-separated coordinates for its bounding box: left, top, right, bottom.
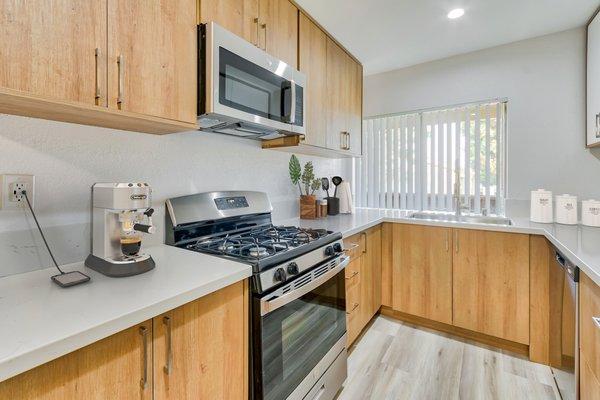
408, 212, 513, 226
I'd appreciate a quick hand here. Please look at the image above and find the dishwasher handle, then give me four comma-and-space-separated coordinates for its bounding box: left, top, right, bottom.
555, 251, 579, 282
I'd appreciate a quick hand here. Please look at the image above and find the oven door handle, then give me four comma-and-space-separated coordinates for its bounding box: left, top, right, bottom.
260, 255, 349, 316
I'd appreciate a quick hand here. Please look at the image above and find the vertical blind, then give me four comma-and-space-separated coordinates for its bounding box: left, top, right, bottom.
353, 100, 507, 215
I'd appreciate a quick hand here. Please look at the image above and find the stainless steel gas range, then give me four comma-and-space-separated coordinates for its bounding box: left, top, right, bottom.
165, 191, 348, 400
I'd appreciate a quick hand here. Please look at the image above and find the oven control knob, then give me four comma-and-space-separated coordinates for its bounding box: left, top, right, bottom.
333, 243, 343, 253
324, 245, 335, 257
273, 268, 287, 282
287, 262, 300, 275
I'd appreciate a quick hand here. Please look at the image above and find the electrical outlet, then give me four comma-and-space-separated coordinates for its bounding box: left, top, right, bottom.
0, 174, 35, 210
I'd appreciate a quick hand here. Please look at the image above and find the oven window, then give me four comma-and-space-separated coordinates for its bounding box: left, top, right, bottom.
255, 270, 346, 400
219, 47, 291, 122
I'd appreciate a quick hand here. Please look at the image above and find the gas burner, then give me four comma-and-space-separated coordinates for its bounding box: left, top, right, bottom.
248, 246, 268, 258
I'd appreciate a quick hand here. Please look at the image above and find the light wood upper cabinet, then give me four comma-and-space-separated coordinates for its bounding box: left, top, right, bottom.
199, 0, 259, 45
587, 11, 600, 147
153, 281, 247, 400
299, 12, 328, 148
108, 0, 197, 123
453, 229, 530, 344
580, 272, 600, 386
0, 1, 107, 106
0, 321, 153, 400
258, 0, 297, 68
326, 37, 349, 151
392, 224, 453, 324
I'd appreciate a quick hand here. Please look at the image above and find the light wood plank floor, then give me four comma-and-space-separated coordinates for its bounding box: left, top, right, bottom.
336, 316, 561, 400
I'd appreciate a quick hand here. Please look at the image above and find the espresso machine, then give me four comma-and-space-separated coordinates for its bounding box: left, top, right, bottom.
85, 183, 156, 277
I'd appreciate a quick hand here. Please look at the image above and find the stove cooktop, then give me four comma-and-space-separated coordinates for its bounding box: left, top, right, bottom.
183, 225, 341, 272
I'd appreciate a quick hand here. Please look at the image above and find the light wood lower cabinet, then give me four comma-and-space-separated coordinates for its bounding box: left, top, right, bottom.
344, 225, 382, 347
392, 224, 453, 324
580, 272, 600, 398
0, 281, 248, 400
453, 229, 530, 344
0, 321, 153, 400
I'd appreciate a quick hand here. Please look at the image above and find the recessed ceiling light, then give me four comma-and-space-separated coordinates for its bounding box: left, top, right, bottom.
447, 8, 465, 19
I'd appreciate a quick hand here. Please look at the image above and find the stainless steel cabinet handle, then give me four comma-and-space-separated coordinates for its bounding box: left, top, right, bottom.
117, 54, 124, 107
139, 326, 149, 389
455, 230, 459, 253
362, 232, 367, 254
163, 316, 173, 375
596, 113, 600, 138
346, 132, 351, 150
344, 243, 360, 252
346, 302, 359, 315
253, 18, 260, 47
261, 23, 267, 51
593, 316, 600, 329
94, 48, 101, 104
345, 271, 359, 280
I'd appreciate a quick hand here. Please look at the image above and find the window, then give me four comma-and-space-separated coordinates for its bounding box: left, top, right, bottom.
353, 100, 507, 215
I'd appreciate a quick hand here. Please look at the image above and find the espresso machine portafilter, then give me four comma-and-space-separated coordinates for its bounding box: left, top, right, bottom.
85, 183, 156, 277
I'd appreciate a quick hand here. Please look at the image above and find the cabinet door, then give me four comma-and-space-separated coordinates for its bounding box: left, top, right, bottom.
299, 13, 328, 148
0, 1, 107, 106
153, 281, 247, 400
0, 321, 153, 400
326, 37, 349, 151
392, 224, 453, 324
346, 58, 363, 155
581, 354, 600, 400
258, 0, 297, 68
580, 273, 600, 382
364, 225, 382, 318
588, 12, 600, 147
453, 229, 530, 344
199, 0, 259, 46
108, 0, 197, 123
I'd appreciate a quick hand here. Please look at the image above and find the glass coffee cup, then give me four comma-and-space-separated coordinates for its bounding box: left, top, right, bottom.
120, 234, 142, 256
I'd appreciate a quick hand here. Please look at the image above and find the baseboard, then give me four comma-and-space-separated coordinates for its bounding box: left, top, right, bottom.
379, 306, 530, 357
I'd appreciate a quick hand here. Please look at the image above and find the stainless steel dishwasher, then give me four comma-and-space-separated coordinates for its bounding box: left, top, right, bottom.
549, 247, 579, 400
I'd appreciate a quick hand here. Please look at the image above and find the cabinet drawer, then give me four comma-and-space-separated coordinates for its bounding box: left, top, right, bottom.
346, 279, 360, 309
581, 273, 600, 381
346, 284, 361, 346
343, 232, 366, 261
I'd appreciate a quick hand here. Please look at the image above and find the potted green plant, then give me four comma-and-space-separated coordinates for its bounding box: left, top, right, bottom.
289, 155, 321, 219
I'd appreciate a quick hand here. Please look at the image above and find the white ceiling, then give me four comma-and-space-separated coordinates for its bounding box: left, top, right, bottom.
295, 0, 600, 75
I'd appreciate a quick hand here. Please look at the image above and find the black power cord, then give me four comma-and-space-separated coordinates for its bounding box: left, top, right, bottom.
21, 190, 65, 274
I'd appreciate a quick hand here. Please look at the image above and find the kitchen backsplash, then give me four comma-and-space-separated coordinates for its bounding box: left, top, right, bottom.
0, 114, 350, 277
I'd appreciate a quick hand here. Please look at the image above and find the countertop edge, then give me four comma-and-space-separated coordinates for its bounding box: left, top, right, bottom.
0, 266, 251, 383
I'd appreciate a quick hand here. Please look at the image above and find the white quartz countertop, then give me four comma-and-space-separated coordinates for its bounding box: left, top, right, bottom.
280, 208, 600, 287
0, 244, 251, 382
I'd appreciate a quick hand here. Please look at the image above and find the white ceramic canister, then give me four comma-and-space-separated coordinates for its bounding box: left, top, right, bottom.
555, 194, 578, 225
582, 199, 600, 227
530, 189, 553, 223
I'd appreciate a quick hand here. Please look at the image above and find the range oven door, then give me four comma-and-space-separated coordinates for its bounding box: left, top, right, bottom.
199, 22, 305, 137
252, 255, 348, 400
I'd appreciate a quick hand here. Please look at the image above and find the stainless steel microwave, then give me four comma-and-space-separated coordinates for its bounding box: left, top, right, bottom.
198, 22, 306, 140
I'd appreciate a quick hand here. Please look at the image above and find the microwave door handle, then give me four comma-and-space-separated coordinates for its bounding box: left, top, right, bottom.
289, 80, 296, 125
260, 255, 349, 316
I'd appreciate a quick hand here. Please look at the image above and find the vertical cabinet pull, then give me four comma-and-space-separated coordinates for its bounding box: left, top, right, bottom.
163, 316, 173, 374
455, 230, 459, 253
593, 316, 600, 329
346, 132, 351, 150
253, 18, 260, 47
261, 23, 267, 51
362, 232, 367, 254
117, 55, 124, 108
139, 326, 149, 389
596, 113, 600, 138
94, 48, 101, 105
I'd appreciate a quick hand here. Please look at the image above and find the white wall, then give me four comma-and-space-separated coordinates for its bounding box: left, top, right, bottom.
0, 114, 346, 276
364, 27, 600, 207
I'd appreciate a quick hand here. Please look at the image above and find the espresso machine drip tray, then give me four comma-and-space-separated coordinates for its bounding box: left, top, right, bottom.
85, 254, 155, 277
